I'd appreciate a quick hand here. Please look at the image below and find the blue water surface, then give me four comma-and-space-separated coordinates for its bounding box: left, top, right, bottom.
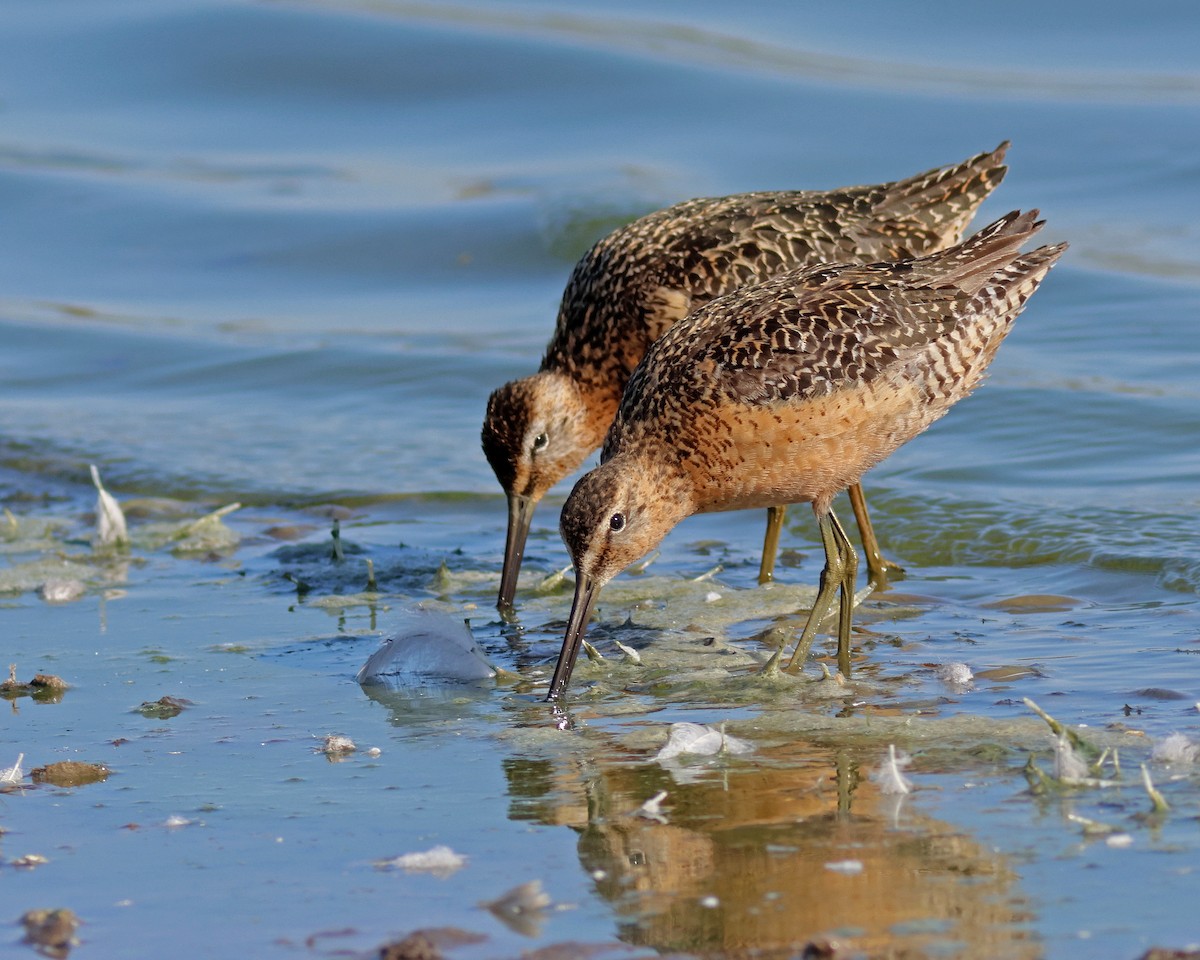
2, 2, 1200, 958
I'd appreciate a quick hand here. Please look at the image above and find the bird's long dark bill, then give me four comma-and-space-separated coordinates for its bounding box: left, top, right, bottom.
497, 494, 534, 611
546, 574, 598, 700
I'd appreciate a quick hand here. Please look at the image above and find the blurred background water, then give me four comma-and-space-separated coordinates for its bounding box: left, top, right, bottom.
2, 2, 1200, 958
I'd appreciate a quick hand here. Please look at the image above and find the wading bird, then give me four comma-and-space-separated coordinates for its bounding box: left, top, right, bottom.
548, 210, 1066, 699
482, 144, 1011, 610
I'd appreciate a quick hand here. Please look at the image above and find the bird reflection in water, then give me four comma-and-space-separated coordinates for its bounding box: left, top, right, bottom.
503, 737, 1039, 959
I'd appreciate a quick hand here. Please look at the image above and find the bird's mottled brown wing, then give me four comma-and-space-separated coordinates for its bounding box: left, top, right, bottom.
541, 143, 1008, 392
610, 209, 1053, 446
636, 140, 1008, 313
618, 274, 969, 426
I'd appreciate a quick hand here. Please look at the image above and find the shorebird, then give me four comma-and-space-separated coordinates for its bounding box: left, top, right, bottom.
548, 210, 1066, 699
483, 144, 1010, 610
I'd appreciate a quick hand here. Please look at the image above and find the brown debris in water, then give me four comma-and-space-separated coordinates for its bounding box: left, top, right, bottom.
520, 941, 636, 960
320, 734, 357, 759
263, 523, 317, 542
30, 761, 110, 788
21, 907, 81, 957
375, 928, 487, 960
364, 938, 639, 960
136, 695, 193, 719
380, 931, 440, 960
0, 665, 70, 703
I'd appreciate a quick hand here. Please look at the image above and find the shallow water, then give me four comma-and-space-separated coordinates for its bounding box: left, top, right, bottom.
3, 2, 1200, 958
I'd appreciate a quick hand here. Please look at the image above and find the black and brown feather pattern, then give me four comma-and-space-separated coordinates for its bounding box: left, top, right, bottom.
540, 142, 1010, 397
547, 211, 1065, 696
604, 211, 1067, 487
484, 143, 1011, 609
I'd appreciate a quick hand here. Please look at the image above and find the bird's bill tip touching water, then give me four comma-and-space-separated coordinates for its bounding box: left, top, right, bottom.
497, 493, 535, 611
546, 573, 599, 700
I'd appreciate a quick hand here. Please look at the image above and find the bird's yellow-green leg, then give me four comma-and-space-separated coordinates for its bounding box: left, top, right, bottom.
847, 482, 903, 588
831, 511, 858, 676
757, 504, 788, 585
785, 508, 858, 676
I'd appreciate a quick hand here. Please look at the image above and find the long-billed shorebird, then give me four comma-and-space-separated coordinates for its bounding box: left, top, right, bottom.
482, 144, 1010, 611
547, 210, 1066, 699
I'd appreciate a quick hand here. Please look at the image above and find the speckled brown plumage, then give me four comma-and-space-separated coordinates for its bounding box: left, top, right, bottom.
549, 210, 1067, 698
483, 144, 1009, 609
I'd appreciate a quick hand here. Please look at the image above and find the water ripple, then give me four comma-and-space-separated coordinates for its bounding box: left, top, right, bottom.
864, 490, 1200, 596
278, 0, 1200, 105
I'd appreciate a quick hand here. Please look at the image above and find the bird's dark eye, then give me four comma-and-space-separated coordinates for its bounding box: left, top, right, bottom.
609, 512, 625, 532
532, 433, 549, 452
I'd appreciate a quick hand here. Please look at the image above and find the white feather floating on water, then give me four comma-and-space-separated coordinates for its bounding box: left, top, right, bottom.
90, 464, 128, 547
873, 744, 913, 795
1053, 732, 1089, 781
654, 722, 754, 762
1, 753, 25, 785
1151, 732, 1198, 765
935, 662, 975, 689
356, 609, 495, 685
39, 579, 86, 604
376, 844, 467, 876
